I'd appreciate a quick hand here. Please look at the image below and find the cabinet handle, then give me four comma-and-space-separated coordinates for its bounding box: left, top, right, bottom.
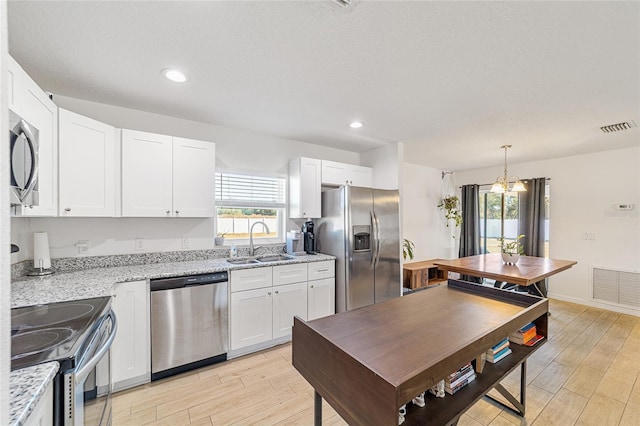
166, 210, 171, 214
175, 210, 179, 214
27, 205, 33, 209
64, 208, 71, 212
275, 290, 279, 294
316, 269, 329, 273
310, 285, 314, 288
267, 291, 272, 295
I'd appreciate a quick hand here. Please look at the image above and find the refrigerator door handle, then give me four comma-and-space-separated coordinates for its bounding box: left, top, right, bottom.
372, 210, 381, 268
370, 210, 377, 268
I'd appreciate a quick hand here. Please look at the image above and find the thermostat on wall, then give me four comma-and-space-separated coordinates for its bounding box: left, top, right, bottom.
613, 204, 634, 211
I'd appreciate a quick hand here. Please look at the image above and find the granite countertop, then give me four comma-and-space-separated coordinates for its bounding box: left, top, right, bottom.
11, 253, 335, 308
10, 362, 59, 426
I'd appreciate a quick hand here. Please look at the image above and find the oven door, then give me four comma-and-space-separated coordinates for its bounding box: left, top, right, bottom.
64, 310, 117, 426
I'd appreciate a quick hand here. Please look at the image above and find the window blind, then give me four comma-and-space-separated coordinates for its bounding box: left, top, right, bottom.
215, 172, 286, 208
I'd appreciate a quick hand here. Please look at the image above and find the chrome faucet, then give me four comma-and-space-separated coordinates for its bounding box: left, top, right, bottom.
249, 221, 270, 257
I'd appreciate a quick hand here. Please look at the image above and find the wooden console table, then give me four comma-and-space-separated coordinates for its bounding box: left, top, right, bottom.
292, 280, 549, 425
403, 259, 448, 289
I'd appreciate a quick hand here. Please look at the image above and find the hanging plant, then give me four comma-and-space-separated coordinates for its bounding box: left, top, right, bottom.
437, 195, 462, 227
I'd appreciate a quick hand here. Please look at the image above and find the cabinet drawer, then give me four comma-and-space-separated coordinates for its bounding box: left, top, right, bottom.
273, 263, 308, 286
308, 260, 335, 280
231, 267, 273, 292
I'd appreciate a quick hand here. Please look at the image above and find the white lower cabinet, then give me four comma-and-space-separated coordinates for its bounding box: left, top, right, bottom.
230, 286, 273, 349
273, 282, 308, 339
229, 261, 334, 354
308, 278, 335, 321
24, 379, 53, 426
112, 280, 150, 391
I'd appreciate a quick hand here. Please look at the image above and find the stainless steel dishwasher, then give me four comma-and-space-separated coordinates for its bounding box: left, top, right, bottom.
150, 271, 228, 381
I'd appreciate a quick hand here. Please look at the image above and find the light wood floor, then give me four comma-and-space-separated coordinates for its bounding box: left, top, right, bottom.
112, 299, 640, 425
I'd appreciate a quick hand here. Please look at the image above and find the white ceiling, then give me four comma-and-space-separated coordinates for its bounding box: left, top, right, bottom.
7, 1, 640, 171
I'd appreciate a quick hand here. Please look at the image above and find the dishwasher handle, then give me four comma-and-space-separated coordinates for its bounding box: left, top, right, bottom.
150, 272, 229, 291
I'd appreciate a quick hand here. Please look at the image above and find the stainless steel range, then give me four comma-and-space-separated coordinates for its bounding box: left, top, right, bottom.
11, 297, 117, 426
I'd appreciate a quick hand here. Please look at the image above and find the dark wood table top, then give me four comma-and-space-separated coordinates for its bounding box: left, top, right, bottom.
433, 254, 577, 286
292, 281, 549, 425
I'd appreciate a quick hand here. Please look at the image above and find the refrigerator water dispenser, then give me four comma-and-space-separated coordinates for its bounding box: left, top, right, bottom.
353, 225, 370, 252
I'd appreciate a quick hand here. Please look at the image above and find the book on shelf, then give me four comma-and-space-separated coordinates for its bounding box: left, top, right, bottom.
524, 334, 545, 347
509, 322, 537, 345
487, 338, 510, 355
445, 373, 476, 395
447, 368, 476, 388
486, 347, 512, 364
446, 362, 473, 383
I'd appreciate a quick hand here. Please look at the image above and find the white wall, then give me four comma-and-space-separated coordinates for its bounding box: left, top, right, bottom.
454, 146, 640, 313
402, 163, 457, 261
11, 96, 362, 262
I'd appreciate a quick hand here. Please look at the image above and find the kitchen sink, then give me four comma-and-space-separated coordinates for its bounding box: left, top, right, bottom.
256, 255, 295, 263
226, 258, 259, 265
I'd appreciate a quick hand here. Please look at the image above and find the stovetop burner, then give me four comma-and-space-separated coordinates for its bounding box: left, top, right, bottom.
12, 303, 95, 330
11, 297, 111, 371
11, 327, 74, 359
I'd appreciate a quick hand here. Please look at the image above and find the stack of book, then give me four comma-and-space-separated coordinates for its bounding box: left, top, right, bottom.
509, 322, 545, 346
485, 338, 512, 364
444, 362, 476, 395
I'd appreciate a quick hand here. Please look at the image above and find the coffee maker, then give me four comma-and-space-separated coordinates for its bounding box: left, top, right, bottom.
302, 220, 316, 254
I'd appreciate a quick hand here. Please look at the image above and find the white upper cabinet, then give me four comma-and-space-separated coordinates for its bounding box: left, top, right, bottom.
172, 137, 215, 217
289, 157, 321, 219
121, 130, 215, 217
58, 109, 116, 216
121, 130, 173, 217
321, 160, 372, 187
9, 56, 58, 216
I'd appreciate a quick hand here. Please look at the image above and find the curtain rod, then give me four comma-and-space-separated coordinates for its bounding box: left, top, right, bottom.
459, 177, 551, 188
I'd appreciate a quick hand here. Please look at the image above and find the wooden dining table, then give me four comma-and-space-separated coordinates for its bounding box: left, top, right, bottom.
433, 254, 577, 296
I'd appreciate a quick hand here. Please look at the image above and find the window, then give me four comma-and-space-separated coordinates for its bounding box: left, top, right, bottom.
479, 185, 550, 257
215, 171, 287, 242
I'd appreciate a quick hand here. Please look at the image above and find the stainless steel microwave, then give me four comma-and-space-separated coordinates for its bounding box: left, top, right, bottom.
9, 110, 39, 206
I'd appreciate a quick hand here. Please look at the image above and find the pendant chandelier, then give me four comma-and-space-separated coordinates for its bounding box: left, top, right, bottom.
490, 145, 526, 193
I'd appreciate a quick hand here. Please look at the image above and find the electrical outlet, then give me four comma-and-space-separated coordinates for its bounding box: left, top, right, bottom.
76, 241, 89, 254
135, 238, 144, 251
182, 237, 189, 249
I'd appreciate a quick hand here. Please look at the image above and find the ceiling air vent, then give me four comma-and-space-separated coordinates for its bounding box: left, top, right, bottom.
331, 0, 352, 7
600, 121, 636, 133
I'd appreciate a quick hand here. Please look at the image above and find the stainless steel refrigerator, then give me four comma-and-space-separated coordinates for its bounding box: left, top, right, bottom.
316, 186, 401, 313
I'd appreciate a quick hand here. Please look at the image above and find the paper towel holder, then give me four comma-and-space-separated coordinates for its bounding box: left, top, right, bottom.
27, 232, 55, 276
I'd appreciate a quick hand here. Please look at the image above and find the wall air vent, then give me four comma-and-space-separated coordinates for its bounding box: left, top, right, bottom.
600, 121, 636, 133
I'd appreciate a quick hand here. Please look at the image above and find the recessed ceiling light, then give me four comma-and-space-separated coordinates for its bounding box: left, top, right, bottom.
349, 121, 363, 129
162, 68, 188, 83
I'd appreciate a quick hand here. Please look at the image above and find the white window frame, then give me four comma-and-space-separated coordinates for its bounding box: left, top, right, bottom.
215, 170, 287, 244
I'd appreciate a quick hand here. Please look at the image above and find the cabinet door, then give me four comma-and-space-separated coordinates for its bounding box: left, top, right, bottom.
289, 157, 321, 219
273, 282, 307, 339
321, 160, 348, 186
348, 165, 373, 187
112, 280, 150, 391
308, 278, 335, 321
7, 55, 23, 115
10, 57, 59, 216
58, 109, 116, 216
231, 288, 273, 350
172, 137, 215, 217
121, 130, 173, 217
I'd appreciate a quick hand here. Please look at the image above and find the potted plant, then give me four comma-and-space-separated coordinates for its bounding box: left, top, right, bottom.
437, 195, 462, 228
214, 232, 227, 246
403, 239, 415, 261
499, 235, 524, 264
